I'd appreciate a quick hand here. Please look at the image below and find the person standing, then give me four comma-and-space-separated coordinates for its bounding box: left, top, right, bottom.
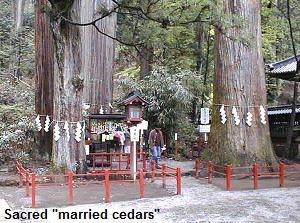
148, 128, 164, 167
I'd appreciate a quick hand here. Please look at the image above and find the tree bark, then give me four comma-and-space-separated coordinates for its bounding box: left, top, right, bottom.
35, 0, 54, 160
51, 0, 85, 171
205, 0, 277, 167
82, 0, 117, 114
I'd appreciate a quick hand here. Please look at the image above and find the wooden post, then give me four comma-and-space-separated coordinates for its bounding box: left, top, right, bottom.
175, 141, 178, 160
140, 130, 143, 160
226, 165, 232, 191
130, 142, 137, 180
31, 174, 36, 208
104, 170, 110, 203
176, 168, 182, 195
68, 172, 74, 205
208, 161, 213, 184
139, 169, 145, 198
162, 163, 167, 188
279, 163, 285, 187
253, 164, 259, 190
195, 158, 201, 177
142, 152, 147, 171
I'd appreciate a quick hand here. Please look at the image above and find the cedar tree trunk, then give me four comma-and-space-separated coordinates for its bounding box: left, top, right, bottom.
205, 0, 277, 167
51, 0, 85, 171
35, 0, 54, 160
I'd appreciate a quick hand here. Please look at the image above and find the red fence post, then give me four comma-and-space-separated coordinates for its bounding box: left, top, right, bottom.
25, 170, 29, 197
105, 170, 110, 203
139, 169, 145, 198
279, 163, 285, 187
195, 158, 201, 177
176, 168, 182, 195
31, 174, 36, 208
162, 164, 167, 188
253, 164, 259, 190
68, 172, 74, 205
208, 161, 213, 184
142, 153, 147, 171
151, 160, 156, 182
226, 165, 232, 191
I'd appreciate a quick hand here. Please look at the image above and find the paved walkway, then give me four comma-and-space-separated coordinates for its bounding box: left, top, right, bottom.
163, 159, 195, 174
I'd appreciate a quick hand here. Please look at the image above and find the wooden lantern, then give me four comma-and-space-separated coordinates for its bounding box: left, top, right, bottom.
121, 91, 149, 123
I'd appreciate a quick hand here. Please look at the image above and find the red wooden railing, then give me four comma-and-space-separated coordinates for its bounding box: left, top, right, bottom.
89, 152, 148, 172
194, 158, 300, 191
16, 159, 182, 208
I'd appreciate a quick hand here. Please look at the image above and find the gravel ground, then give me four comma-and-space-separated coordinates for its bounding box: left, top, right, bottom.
1, 160, 299, 222
1, 175, 299, 223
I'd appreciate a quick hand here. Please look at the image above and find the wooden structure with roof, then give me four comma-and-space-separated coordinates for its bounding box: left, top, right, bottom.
85, 91, 149, 165
120, 90, 149, 124
266, 54, 300, 81
266, 55, 300, 157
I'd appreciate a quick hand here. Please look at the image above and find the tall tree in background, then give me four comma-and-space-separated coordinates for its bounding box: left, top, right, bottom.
205, 0, 277, 166
81, 0, 116, 113
35, 0, 54, 160
9, 0, 25, 80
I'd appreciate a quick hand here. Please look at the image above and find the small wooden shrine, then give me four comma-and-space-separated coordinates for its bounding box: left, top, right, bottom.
85, 91, 149, 166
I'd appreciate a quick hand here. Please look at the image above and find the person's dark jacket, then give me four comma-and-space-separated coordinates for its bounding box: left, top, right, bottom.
148, 128, 164, 148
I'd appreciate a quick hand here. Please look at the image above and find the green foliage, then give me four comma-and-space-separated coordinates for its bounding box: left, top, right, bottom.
118, 0, 213, 70
261, 0, 300, 104
0, 78, 35, 164
71, 75, 84, 91
116, 67, 201, 152
0, 0, 35, 77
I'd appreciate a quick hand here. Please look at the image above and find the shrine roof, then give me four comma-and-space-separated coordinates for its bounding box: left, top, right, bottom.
121, 90, 149, 105
266, 55, 300, 81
